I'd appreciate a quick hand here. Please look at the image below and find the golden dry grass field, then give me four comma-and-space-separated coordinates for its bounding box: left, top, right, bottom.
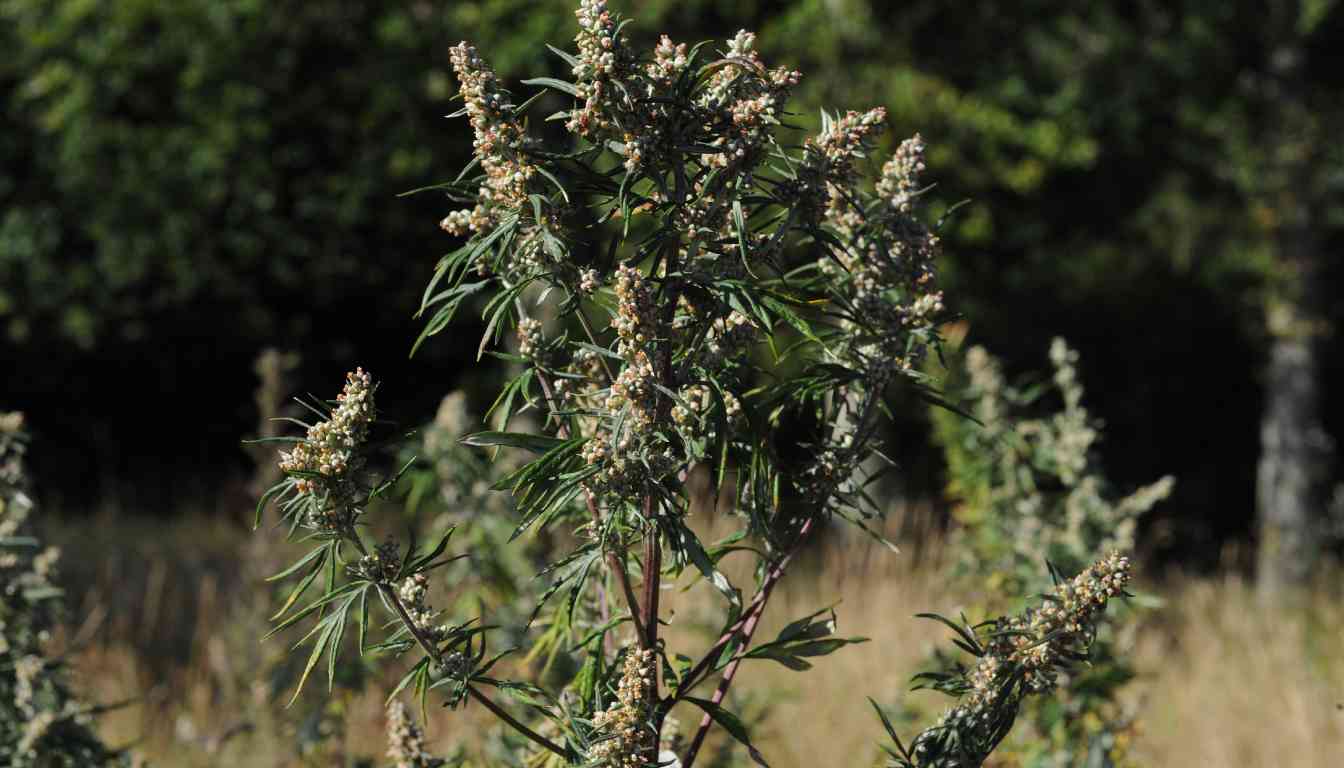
46, 510, 1344, 767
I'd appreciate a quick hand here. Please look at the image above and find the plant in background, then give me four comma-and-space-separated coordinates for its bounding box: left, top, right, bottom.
873, 553, 1134, 768
1, 413, 125, 766
927, 339, 1174, 766
252, 3, 1138, 766
400, 391, 554, 652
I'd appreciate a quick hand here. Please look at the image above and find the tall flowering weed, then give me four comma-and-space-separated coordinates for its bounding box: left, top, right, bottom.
251, 4, 1143, 766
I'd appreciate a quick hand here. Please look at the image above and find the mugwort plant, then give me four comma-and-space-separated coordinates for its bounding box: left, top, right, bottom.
251, 3, 1136, 765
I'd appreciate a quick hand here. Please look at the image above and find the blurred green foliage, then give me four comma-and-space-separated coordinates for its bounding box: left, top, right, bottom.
1, 0, 1341, 555
0, 0, 466, 347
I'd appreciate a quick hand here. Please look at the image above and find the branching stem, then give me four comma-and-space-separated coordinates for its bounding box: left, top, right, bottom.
511, 288, 645, 646
351, 534, 571, 759
467, 685, 569, 758
678, 516, 815, 768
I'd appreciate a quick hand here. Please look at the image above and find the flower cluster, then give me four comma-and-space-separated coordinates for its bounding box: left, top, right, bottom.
443, 43, 536, 237
1039, 337, 1096, 484
795, 107, 888, 218
611, 265, 655, 354
579, 267, 603, 296
356, 536, 402, 582
604, 33, 696, 173
278, 368, 375, 494
699, 30, 801, 173
2, 413, 123, 766
794, 444, 859, 509
397, 572, 448, 644
386, 699, 441, 768
875, 135, 940, 281
647, 35, 688, 86
0, 412, 24, 491
591, 648, 655, 767
703, 310, 756, 369
582, 265, 676, 497
946, 340, 1172, 589
905, 553, 1133, 766
517, 317, 545, 362
876, 133, 928, 214
979, 552, 1130, 701
671, 384, 742, 431
817, 130, 944, 377
0, 419, 32, 572
567, 0, 637, 142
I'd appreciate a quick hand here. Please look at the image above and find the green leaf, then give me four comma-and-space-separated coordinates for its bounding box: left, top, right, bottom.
269, 550, 328, 620
253, 479, 290, 530
670, 519, 740, 609
869, 697, 912, 762
265, 581, 362, 638
545, 43, 580, 68
460, 431, 567, 454
411, 280, 494, 357
521, 77, 579, 97
289, 613, 337, 706
534, 166, 571, 203
774, 607, 835, 643
916, 612, 984, 656
267, 544, 328, 583
327, 593, 355, 690
387, 657, 432, 705
684, 697, 770, 767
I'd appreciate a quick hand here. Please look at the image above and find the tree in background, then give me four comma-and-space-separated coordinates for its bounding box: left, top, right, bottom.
0, 0, 478, 503
1248, 0, 1340, 594
733, 0, 1344, 576
2, 0, 1340, 574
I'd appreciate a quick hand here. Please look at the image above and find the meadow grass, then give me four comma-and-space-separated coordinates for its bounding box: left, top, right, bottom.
45, 510, 1343, 767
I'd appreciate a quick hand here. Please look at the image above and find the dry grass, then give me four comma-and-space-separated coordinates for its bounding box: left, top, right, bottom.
42, 510, 1344, 767
1125, 575, 1344, 767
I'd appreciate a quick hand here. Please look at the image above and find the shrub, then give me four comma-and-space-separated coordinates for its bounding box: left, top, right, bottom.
928, 339, 1174, 766
251, 3, 1138, 765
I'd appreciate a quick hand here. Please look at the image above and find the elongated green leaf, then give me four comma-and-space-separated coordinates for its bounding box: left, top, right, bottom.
545, 43, 580, 68
265, 581, 362, 638
460, 431, 567, 454
270, 552, 327, 620
253, 480, 290, 530
684, 697, 770, 767
671, 519, 740, 609
915, 612, 984, 656
289, 614, 337, 706
267, 545, 328, 583
869, 697, 912, 762
327, 594, 355, 690
521, 77, 579, 96
386, 657, 432, 705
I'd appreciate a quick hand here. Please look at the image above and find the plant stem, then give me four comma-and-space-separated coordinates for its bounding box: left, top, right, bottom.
641, 508, 662, 652
680, 516, 815, 768
641, 496, 664, 762
517, 302, 645, 644
349, 536, 569, 760
379, 581, 570, 759
536, 376, 645, 642
467, 685, 569, 758
611, 540, 647, 642
576, 304, 617, 384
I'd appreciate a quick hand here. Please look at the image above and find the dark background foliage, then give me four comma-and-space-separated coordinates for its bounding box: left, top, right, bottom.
3, 0, 1341, 569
